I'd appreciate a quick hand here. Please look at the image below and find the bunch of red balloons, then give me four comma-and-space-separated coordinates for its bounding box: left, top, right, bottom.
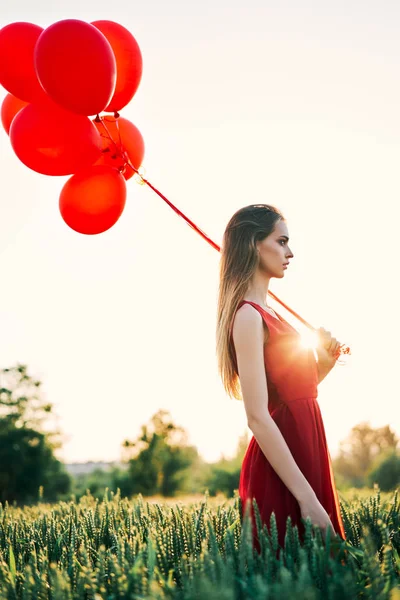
0, 19, 145, 234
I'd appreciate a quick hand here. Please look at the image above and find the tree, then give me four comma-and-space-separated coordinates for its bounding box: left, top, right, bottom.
122, 409, 198, 497
205, 430, 250, 497
332, 421, 399, 488
0, 364, 71, 504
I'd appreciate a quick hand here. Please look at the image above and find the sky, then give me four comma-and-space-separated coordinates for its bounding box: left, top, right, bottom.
0, 0, 399, 465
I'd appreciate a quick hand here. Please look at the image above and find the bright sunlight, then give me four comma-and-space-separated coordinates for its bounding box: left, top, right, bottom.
299, 329, 319, 350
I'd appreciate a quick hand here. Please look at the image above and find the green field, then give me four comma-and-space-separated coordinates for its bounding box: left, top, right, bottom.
0, 487, 399, 599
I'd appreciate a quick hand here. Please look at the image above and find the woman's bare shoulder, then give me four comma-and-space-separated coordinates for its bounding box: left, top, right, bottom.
233, 303, 269, 344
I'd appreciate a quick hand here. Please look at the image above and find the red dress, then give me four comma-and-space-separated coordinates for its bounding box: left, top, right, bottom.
233, 300, 346, 549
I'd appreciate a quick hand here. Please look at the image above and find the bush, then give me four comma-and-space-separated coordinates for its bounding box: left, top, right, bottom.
367, 450, 400, 491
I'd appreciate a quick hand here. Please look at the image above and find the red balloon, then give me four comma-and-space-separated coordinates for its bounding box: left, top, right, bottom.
10, 103, 102, 176
1, 94, 29, 134
0, 22, 48, 104
91, 20, 143, 112
93, 116, 145, 180
59, 165, 127, 234
34, 19, 117, 116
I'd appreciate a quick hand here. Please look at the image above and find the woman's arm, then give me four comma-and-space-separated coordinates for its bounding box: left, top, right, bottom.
232, 305, 317, 504
316, 352, 334, 383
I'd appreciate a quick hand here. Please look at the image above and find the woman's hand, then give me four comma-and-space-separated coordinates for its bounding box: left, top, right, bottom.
299, 494, 337, 541
316, 327, 342, 383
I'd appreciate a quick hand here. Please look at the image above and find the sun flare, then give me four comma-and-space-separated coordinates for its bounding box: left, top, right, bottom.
299, 330, 319, 350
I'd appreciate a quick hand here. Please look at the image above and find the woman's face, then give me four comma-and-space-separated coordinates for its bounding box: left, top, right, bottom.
256, 219, 294, 278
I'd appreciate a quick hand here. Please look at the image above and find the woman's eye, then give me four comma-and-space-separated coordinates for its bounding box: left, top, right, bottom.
279, 239, 286, 246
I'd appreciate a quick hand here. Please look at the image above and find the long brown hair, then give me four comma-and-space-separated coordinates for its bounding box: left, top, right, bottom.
216, 204, 285, 400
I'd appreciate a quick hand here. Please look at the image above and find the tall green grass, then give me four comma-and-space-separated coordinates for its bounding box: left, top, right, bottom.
0, 487, 398, 599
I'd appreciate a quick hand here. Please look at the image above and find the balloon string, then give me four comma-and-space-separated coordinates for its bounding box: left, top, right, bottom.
140, 177, 222, 252
137, 168, 351, 352
132, 164, 351, 355
95, 116, 121, 156
97, 117, 132, 175
96, 117, 350, 356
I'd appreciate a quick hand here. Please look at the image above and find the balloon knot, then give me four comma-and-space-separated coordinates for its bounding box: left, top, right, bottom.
94, 115, 101, 122
114, 111, 120, 119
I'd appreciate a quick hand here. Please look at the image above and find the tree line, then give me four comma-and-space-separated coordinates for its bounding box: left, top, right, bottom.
0, 364, 399, 505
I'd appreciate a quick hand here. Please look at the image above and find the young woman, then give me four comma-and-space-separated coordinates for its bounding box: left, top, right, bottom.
216, 204, 346, 550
